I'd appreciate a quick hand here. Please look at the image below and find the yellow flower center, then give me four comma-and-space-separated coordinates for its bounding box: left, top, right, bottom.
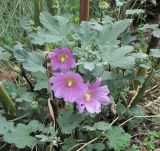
59, 54, 68, 62
84, 91, 91, 102
66, 78, 75, 87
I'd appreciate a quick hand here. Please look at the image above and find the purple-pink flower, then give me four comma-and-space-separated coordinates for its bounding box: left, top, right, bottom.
76, 78, 110, 113
50, 72, 86, 102
50, 48, 76, 72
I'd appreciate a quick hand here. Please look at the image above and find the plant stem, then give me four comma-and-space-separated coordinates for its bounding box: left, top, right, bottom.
20, 65, 34, 92
34, 0, 43, 26
0, 82, 18, 117
46, 0, 60, 16
133, 67, 147, 90
131, 69, 155, 107
45, 53, 58, 118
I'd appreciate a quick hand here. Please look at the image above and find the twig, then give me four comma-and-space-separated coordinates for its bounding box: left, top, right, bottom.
131, 133, 148, 138
20, 64, 34, 91
110, 85, 141, 125
144, 97, 160, 107
67, 143, 84, 151
110, 116, 119, 125
48, 99, 56, 128
145, 85, 159, 94
0, 143, 7, 150
77, 137, 99, 151
119, 114, 160, 126
10, 113, 30, 122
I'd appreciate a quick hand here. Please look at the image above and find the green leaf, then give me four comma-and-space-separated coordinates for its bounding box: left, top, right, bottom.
97, 19, 132, 48
58, 110, 84, 134
83, 126, 96, 131
115, 0, 124, 7
31, 12, 74, 45
100, 71, 118, 81
0, 114, 56, 149
139, 63, 151, 69
116, 102, 126, 119
4, 123, 37, 148
93, 122, 111, 131
126, 9, 145, 15
127, 106, 145, 130
83, 122, 111, 131
76, 21, 97, 44
150, 49, 160, 58
127, 106, 145, 117
83, 62, 95, 71
121, 33, 137, 45
153, 28, 160, 38
13, 43, 28, 62
138, 24, 159, 30
3, 80, 34, 102
104, 126, 131, 151
34, 72, 49, 90
4, 120, 47, 148
13, 43, 46, 73
0, 47, 11, 60
36, 127, 56, 142
0, 113, 14, 135
130, 145, 140, 151
23, 52, 46, 73
62, 138, 77, 151
89, 19, 103, 31
16, 92, 34, 102
102, 16, 114, 24
102, 46, 135, 69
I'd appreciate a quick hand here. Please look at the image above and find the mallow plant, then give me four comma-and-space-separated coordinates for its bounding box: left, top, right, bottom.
49, 48, 110, 113
0, 11, 157, 150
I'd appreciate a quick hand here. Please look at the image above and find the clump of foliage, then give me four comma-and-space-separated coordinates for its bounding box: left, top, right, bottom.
0, 0, 160, 150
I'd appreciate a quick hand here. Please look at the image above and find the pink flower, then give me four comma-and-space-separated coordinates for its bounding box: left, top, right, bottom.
76, 78, 110, 113
50, 72, 86, 102
50, 48, 76, 72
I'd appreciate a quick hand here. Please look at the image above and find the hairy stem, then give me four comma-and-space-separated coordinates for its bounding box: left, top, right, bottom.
45, 53, 58, 118
131, 69, 155, 107
133, 67, 147, 90
34, 0, 43, 26
0, 82, 18, 117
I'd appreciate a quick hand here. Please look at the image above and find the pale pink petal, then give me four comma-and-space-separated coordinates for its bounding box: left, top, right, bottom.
50, 48, 76, 72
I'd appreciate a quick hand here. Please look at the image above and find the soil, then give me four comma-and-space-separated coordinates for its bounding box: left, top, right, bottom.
0, 67, 17, 81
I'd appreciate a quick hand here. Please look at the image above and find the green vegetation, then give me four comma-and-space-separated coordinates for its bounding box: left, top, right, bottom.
0, 0, 160, 150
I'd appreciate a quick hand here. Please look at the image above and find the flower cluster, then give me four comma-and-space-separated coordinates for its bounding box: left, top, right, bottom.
50, 48, 110, 113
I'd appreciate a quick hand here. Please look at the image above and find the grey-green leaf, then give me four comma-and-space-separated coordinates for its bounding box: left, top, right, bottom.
97, 19, 132, 47
150, 49, 160, 58
153, 28, 160, 38
31, 12, 74, 45
104, 126, 131, 151
102, 46, 135, 69
0, 47, 11, 60
93, 121, 111, 131
58, 110, 84, 134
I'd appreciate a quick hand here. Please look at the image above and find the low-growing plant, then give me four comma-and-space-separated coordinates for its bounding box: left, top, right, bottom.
0, 1, 160, 150
143, 130, 159, 150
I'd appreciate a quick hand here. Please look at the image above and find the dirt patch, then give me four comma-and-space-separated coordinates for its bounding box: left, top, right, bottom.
0, 67, 17, 81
